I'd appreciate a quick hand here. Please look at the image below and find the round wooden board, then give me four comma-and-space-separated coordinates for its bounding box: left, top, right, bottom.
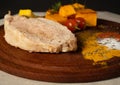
0, 19, 120, 83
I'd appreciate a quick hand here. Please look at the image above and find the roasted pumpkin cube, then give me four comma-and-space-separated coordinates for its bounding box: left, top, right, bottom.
76, 9, 97, 26
45, 13, 67, 23
59, 5, 76, 17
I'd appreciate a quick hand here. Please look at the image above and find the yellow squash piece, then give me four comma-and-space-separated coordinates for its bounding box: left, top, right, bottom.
59, 5, 76, 17
19, 9, 35, 17
76, 9, 97, 26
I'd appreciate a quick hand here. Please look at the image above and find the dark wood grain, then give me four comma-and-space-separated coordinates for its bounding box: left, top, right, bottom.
0, 19, 120, 83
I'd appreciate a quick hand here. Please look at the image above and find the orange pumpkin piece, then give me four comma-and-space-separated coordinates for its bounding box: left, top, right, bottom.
76, 9, 97, 26
45, 13, 67, 23
59, 5, 76, 17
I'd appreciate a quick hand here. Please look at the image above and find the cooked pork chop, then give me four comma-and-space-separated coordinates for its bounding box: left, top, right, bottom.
4, 14, 77, 53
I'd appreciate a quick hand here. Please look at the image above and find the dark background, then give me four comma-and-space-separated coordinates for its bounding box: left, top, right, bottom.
0, 0, 120, 19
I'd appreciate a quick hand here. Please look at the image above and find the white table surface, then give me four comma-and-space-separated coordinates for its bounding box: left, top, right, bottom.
0, 11, 120, 85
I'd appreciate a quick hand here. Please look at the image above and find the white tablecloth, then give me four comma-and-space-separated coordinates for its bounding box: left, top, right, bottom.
0, 11, 120, 85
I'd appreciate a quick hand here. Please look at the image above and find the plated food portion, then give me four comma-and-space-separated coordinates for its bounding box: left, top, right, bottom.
1, 2, 120, 83
3, 3, 120, 63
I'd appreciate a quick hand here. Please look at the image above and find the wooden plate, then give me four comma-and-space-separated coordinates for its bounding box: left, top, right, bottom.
0, 19, 120, 83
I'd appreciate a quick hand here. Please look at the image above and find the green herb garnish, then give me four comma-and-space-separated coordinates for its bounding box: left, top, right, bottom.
51, 2, 61, 13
